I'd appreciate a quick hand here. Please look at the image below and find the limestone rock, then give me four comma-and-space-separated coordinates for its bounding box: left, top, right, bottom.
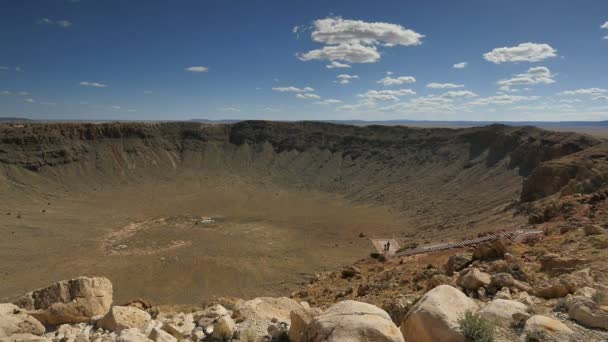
159, 313, 194, 338
13, 277, 113, 326
536, 268, 594, 299
234, 297, 302, 323
305, 300, 404, 342
288, 308, 315, 342
488, 273, 533, 294
117, 328, 152, 342
524, 315, 573, 335
445, 255, 470, 276
539, 254, 589, 276
574, 287, 597, 299
401, 285, 479, 342
458, 268, 491, 291
426, 274, 455, 291
0, 304, 45, 338
472, 238, 507, 261
566, 296, 608, 330
148, 327, 175, 342
96, 306, 151, 332
0, 334, 50, 342
479, 299, 528, 324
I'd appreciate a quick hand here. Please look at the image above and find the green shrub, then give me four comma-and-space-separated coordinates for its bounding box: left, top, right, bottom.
525, 330, 547, 342
458, 310, 495, 342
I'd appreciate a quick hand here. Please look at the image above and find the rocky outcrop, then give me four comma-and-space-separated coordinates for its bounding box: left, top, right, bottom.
539, 253, 589, 275
536, 268, 594, 299
472, 239, 507, 261
13, 277, 113, 326
479, 299, 528, 324
401, 285, 479, 342
305, 300, 403, 342
566, 296, 608, 330
234, 297, 302, 323
458, 268, 491, 291
0, 304, 45, 338
524, 315, 573, 335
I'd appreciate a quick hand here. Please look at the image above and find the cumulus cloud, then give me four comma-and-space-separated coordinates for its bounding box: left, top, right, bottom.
38, 18, 72, 27
453, 62, 467, 69
497, 66, 556, 92
298, 17, 424, 64
377, 75, 416, 86
469, 94, 540, 106
358, 89, 416, 101
219, 107, 241, 112
272, 86, 314, 93
295, 93, 321, 100
426, 82, 464, 89
441, 90, 477, 98
315, 99, 342, 105
298, 43, 380, 63
557, 88, 607, 96
602, 21, 608, 29
326, 61, 351, 69
483, 43, 557, 63
185, 66, 209, 73
80, 81, 107, 88
336, 74, 359, 84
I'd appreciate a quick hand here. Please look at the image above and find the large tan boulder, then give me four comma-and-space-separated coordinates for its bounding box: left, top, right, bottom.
96, 306, 151, 332
458, 268, 491, 291
479, 299, 528, 324
117, 328, 152, 342
401, 285, 479, 342
0, 304, 45, 338
13, 277, 113, 326
524, 315, 573, 335
536, 268, 594, 299
566, 296, 608, 330
234, 297, 302, 323
0, 334, 50, 342
288, 308, 316, 342
304, 300, 403, 342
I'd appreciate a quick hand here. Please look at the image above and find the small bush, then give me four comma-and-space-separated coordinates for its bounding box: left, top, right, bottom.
458, 310, 495, 342
525, 330, 547, 342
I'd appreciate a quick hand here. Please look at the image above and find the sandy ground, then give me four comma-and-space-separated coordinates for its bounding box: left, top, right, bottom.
0, 176, 409, 304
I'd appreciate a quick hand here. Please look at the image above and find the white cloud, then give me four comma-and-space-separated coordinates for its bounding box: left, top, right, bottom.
80, 81, 107, 88
602, 21, 608, 29
377, 75, 416, 86
336, 74, 359, 84
469, 94, 540, 106
557, 88, 607, 96
483, 42, 557, 63
497, 66, 556, 92
299, 17, 423, 64
1, 90, 30, 96
219, 107, 241, 112
441, 90, 477, 98
358, 89, 416, 101
0, 66, 9, 71
38, 18, 71, 27
326, 61, 351, 69
296, 93, 321, 100
272, 86, 314, 93
40, 101, 56, 106
310, 17, 424, 46
315, 99, 342, 105
24, 98, 36, 103
298, 43, 380, 63
426, 82, 464, 89
111, 105, 121, 110
185, 66, 209, 73
453, 62, 467, 69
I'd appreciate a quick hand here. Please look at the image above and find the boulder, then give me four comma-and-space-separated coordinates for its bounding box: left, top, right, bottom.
0, 334, 50, 342
445, 255, 470, 276
401, 285, 479, 342
305, 300, 404, 342
566, 296, 608, 330
524, 315, 573, 335
13, 277, 113, 326
488, 273, 533, 294
148, 327, 176, 342
536, 268, 594, 299
234, 297, 302, 323
472, 238, 507, 261
0, 304, 45, 338
584, 224, 604, 236
288, 308, 315, 342
479, 299, 528, 324
539, 254, 589, 276
159, 313, 194, 338
573, 287, 597, 299
117, 328, 152, 342
426, 274, 455, 290
96, 306, 151, 332
458, 268, 491, 291
494, 287, 512, 300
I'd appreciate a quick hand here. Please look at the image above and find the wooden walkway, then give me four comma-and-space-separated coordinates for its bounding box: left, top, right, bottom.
394, 229, 543, 257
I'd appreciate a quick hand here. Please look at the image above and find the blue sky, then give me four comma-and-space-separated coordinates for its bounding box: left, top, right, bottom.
1, 0, 608, 121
